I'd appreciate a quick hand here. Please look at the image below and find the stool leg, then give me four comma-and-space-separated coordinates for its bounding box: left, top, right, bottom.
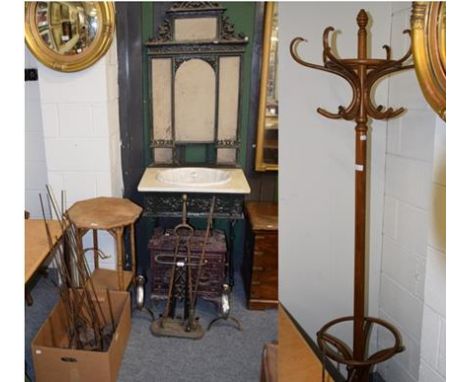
115, 227, 124, 291
76, 229, 87, 287
93, 229, 99, 270
130, 224, 136, 282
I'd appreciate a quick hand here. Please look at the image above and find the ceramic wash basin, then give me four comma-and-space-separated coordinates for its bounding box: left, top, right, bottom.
156, 167, 231, 187
138, 167, 251, 194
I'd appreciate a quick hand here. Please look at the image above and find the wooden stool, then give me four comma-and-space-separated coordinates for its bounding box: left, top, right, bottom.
67, 197, 142, 291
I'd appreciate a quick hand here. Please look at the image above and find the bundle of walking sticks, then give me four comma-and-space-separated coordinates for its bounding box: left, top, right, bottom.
39, 186, 116, 352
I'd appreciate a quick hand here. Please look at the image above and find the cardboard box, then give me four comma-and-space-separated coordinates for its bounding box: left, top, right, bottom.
32, 290, 131, 382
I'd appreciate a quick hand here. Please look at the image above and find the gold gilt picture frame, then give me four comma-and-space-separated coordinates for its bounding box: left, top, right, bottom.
255, 2, 279, 172
25, 2, 116, 73
411, 1, 446, 121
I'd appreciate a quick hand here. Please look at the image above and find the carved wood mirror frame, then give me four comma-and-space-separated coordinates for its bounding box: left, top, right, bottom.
411, 1, 446, 121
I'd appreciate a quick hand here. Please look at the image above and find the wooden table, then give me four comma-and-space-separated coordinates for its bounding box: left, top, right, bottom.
25, 219, 64, 284
279, 306, 333, 382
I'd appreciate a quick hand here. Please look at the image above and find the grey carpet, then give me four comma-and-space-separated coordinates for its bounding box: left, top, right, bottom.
25, 271, 277, 382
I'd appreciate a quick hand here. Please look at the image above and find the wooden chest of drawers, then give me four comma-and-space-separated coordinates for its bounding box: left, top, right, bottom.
243, 201, 278, 310
148, 228, 227, 302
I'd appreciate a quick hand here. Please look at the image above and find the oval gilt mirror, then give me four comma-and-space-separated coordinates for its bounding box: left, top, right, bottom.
25, 2, 115, 72
411, 2, 446, 121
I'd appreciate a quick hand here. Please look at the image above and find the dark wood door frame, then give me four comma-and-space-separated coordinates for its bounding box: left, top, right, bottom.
116, 3, 150, 272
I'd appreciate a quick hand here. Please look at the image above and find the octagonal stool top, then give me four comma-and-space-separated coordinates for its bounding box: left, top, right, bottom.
67, 197, 143, 230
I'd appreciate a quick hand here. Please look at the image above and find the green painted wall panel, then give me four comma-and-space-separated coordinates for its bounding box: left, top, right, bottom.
218, 2, 257, 266
185, 145, 206, 163
221, 2, 256, 170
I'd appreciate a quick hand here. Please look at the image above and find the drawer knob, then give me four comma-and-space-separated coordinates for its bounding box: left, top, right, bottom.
252, 280, 261, 286
252, 266, 264, 272
254, 251, 264, 256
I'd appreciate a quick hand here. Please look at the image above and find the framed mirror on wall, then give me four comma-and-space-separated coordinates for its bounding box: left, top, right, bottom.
255, 2, 278, 172
24, 2, 115, 72
411, 1, 446, 121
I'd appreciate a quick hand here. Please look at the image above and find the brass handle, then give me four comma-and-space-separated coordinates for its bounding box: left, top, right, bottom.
254, 251, 264, 256
253, 266, 264, 272
252, 280, 261, 286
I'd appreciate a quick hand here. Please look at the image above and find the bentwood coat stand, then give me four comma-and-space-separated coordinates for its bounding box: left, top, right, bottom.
67, 197, 142, 291
290, 9, 412, 381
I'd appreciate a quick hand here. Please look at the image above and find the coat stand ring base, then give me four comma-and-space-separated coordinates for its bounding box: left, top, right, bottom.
317, 316, 404, 381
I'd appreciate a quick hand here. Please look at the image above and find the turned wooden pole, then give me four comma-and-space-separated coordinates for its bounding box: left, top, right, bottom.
353, 9, 368, 366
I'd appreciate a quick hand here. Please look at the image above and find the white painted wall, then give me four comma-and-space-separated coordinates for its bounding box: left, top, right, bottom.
417, 117, 446, 382
279, 1, 393, 347
25, 48, 49, 218
376, 4, 445, 382
25, 39, 123, 269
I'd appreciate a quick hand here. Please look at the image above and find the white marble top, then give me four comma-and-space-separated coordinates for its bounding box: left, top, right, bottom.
138, 167, 251, 194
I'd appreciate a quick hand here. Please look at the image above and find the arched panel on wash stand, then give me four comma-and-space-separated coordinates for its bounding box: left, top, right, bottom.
174, 59, 216, 143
